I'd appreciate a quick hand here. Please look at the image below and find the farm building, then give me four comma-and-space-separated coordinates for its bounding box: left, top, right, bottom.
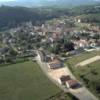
58, 75, 71, 85
48, 59, 63, 69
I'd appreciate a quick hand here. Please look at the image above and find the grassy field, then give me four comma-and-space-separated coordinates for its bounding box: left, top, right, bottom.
0, 60, 77, 100
47, 92, 77, 100
0, 61, 60, 100
65, 51, 100, 98
0, 42, 5, 48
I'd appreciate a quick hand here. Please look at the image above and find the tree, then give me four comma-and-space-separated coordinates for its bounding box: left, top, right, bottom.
52, 43, 61, 54
65, 20, 75, 27
9, 49, 18, 57
5, 57, 14, 63
64, 37, 74, 51
93, 34, 100, 40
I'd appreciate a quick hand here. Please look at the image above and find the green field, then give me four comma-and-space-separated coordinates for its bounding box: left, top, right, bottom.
66, 51, 100, 98
47, 92, 77, 100
0, 61, 60, 100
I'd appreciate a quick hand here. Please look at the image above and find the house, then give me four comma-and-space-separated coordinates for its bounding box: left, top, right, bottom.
48, 58, 63, 69
77, 19, 81, 23
58, 75, 71, 85
73, 39, 89, 49
66, 80, 80, 89
75, 17, 81, 23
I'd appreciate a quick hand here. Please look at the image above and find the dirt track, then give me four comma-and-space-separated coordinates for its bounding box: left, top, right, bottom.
76, 56, 100, 67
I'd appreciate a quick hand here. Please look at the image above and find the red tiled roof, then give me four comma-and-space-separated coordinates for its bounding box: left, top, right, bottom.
67, 80, 78, 87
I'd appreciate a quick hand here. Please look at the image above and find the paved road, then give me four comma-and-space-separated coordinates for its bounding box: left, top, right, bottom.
35, 51, 98, 100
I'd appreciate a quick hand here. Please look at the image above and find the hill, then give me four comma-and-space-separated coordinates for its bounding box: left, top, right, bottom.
0, 6, 70, 31
0, 4, 100, 31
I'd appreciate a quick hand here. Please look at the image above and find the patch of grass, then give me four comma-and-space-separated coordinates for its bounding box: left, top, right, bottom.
75, 61, 100, 98
47, 92, 78, 100
0, 42, 5, 48
0, 61, 60, 100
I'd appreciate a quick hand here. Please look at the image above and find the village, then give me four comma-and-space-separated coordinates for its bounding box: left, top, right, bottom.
0, 15, 100, 100
0, 15, 100, 63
